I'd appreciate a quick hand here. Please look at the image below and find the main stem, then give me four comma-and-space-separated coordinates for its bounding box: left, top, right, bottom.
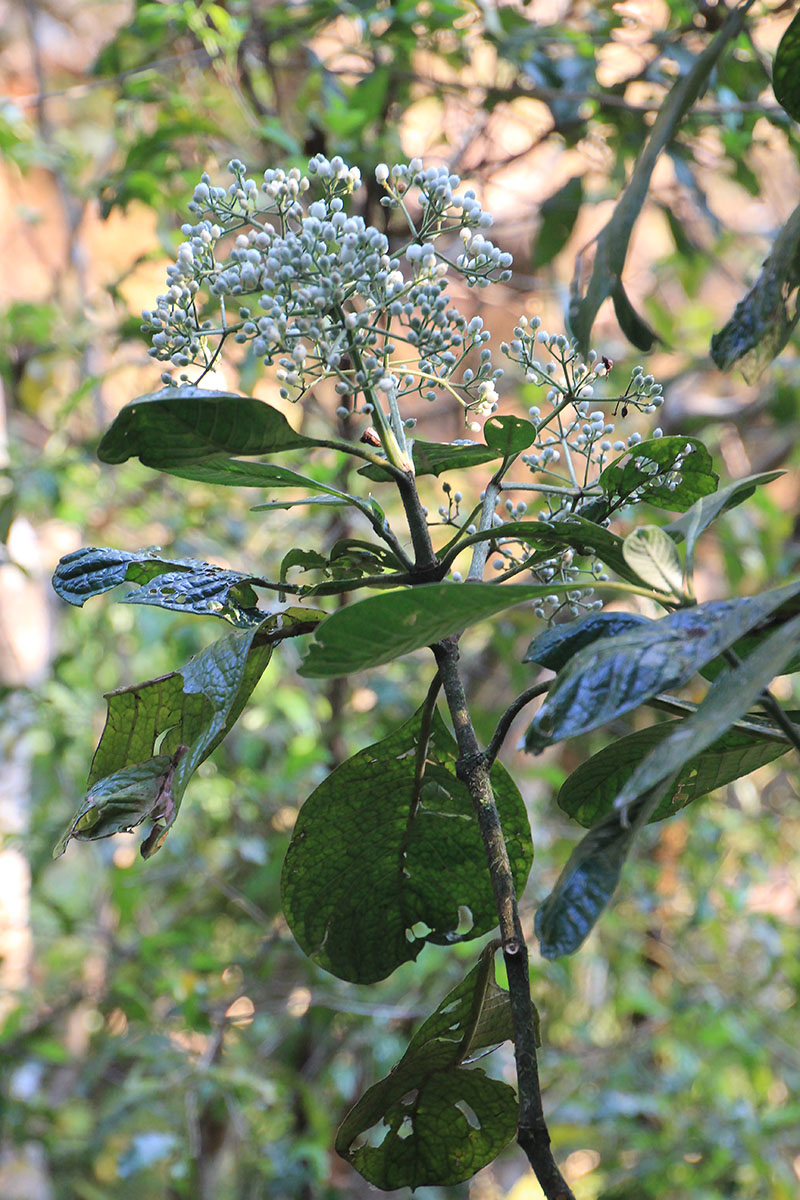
433, 638, 575, 1200
400, 466, 574, 1198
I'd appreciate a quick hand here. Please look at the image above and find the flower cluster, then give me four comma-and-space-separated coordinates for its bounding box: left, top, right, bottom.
142, 155, 510, 420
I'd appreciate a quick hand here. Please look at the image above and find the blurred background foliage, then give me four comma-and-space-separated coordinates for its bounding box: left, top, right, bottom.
1, 1, 800, 1197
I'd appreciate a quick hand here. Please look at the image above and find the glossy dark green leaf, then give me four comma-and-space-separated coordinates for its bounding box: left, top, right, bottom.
598, 437, 717, 513
558, 719, 792, 828
524, 582, 800, 752
482, 414, 537, 457
531, 175, 583, 269
359, 439, 500, 482
569, 2, 750, 350
522, 516, 649, 586
53, 546, 268, 628
663, 471, 783, 569
524, 611, 652, 671
299, 582, 564, 678
773, 9, 800, 123
55, 610, 320, 858
336, 943, 517, 1188
610, 610, 800, 816
281, 707, 532, 983
611, 278, 661, 352
710, 201, 800, 382
97, 386, 319, 468
534, 813, 640, 958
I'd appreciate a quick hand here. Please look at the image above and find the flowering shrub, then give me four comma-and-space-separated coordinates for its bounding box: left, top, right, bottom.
53, 157, 800, 1198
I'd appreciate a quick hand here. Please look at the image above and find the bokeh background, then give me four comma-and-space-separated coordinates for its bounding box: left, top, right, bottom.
2, 2, 800, 1197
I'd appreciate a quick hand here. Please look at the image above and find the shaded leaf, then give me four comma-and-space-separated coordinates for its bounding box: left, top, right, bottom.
524, 611, 652, 671
710, 201, 800, 381
522, 516, 650, 587
97, 386, 319, 468
773, 8, 800, 124
558, 719, 792, 828
299, 582, 570, 678
482, 414, 537, 457
524, 582, 800, 752
336, 944, 517, 1189
531, 175, 583, 270
569, 3, 750, 350
610, 610, 800, 817
611, 278, 661, 352
281, 707, 532, 983
622, 525, 684, 595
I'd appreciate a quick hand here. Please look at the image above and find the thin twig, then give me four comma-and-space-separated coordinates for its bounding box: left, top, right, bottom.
485, 683, 551, 769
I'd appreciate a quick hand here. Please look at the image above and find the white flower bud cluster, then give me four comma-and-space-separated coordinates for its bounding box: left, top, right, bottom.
143, 155, 505, 414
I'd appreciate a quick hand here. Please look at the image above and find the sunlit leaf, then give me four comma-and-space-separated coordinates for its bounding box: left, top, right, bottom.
482, 414, 537, 457
622, 525, 684, 594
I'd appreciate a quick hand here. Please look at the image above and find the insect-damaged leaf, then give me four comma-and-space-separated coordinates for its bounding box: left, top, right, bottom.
482, 414, 537, 457
281, 707, 532, 983
336, 943, 518, 1189
54, 610, 321, 858
558, 718, 792, 829
97, 386, 320, 469
524, 581, 800, 752
710, 201, 800, 382
598, 436, 717, 514
53, 546, 270, 627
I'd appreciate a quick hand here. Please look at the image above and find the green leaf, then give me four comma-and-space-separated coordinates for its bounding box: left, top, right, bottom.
282, 707, 532, 983
534, 809, 640, 959
299, 582, 566, 678
663, 471, 784, 569
609, 609, 800, 817
280, 548, 327, 583
622, 525, 684, 595
598, 437, 718, 513
335, 943, 518, 1189
165, 457, 349, 493
558, 719, 792, 829
482, 414, 537, 457
773, 9, 800, 123
53, 546, 268, 628
568, 2, 751, 350
522, 516, 650, 587
531, 175, 583, 270
611, 278, 661, 352
710, 201, 800, 381
55, 610, 320, 858
524, 611, 652, 671
359, 439, 500, 482
524, 582, 800, 752
97, 386, 319, 468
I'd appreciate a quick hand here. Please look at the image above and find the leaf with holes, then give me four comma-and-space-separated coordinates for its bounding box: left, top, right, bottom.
53, 546, 269, 628
622, 525, 684, 595
55, 609, 320, 858
524, 582, 800, 752
598, 437, 717, 513
336, 943, 518, 1189
558, 719, 793, 829
281, 706, 532, 983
